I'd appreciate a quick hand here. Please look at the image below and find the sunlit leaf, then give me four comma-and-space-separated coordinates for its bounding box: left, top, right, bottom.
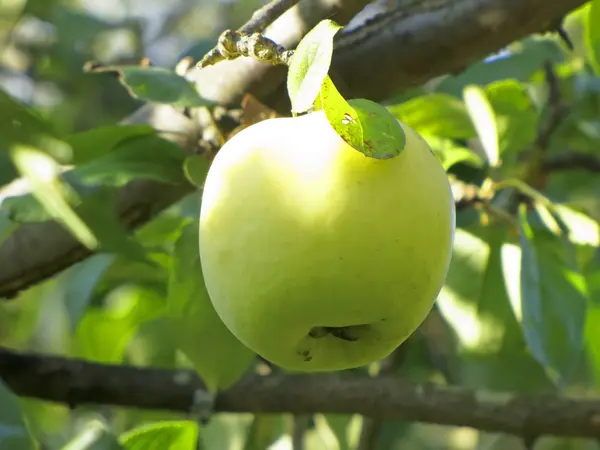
463, 85, 498, 167
61, 420, 123, 450
387, 93, 476, 139
119, 421, 198, 450
585, 0, 600, 76
10, 146, 98, 249
287, 19, 342, 113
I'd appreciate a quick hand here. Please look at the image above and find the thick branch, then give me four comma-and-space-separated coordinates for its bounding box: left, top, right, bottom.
1, 348, 600, 438
0, 0, 590, 299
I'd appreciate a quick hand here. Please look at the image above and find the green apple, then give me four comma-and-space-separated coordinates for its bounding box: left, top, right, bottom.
198, 107, 455, 372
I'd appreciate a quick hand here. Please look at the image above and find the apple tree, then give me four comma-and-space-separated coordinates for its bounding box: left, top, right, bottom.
1, 0, 600, 448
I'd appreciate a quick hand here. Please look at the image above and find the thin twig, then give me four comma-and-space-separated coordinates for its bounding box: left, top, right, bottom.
197, 0, 300, 69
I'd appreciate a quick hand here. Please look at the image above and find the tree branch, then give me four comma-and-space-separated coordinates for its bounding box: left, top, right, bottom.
1, 347, 600, 438
0, 0, 590, 300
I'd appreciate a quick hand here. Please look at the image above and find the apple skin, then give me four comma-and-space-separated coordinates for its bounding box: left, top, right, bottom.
199, 107, 455, 372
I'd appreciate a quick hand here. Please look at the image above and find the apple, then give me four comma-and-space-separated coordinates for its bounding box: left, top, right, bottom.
198, 106, 455, 372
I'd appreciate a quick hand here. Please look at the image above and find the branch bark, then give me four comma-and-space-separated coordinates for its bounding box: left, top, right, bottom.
0, 0, 590, 299
1, 347, 600, 438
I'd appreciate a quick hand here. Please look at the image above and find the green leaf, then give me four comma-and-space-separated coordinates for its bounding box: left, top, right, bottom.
514, 205, 588, 385
73, 285, 164, 363
0, 211, 16, 246
72, 134, 187, 188
316, 77, 406, 159
287, 19, 342, 114
437, 38, 564, 96
66, 124, 156, 165
10, 145, 98, 249
242, 415, 285, 450
386, 93, 476, 139
484, 79, 538, 159
463, 85, 498, 167
61, 420, 123, 450
61, 254, 116, 332
119, 421, 199, 450
0, 379, 38, 450
424, 135, 484, 171
183, 155, 211, 188
584, 249, 600, 386
88, 65, 213, 108
0, 89, 63, 152
585, 0, 600, 76
167, 220, 255, 392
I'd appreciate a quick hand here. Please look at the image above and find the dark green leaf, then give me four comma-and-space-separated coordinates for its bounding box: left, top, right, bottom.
66, 124, 156, 165
516, 206, 588, 385
287, 19, 342, 113
0, 380, 38, 450
585, 0, 600, 76
71, 134, 187, 187
119, 421, 199, 450
0, 90, 69, 161
88, 65, 213, 108
167, 220, 255, 392
62, 254, 117, 332
386, 93, 476, 139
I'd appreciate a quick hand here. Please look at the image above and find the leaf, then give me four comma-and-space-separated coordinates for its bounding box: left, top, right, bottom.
0, 379, 38, 450
484, 79, 538, 159
585, 0, 600, 76
71, 134, 187, 188
183, 155, 211, 188
87, 65, 213, 108
0, 89, 62, 152
386, 93, 476, 139
167, 220, 255, 392
514, 205, 588, 386
287, 19, 342, 113
62, 254, 116, 332
10, 145, 98, 249
0, 211, 16, 246
584, 249, 600, 386
61, 420, 123, 450
316, 77, 406, 159
437, 37, 564, 96
119, 421, 199, 450
73, 285, 164, 363
242, 415, 285, 450
66, 124, 156, 165
423, 135, 484, 170
463, 85, 498, 167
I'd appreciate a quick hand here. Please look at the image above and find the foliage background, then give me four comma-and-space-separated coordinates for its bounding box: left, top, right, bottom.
1, 0, 600, 448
